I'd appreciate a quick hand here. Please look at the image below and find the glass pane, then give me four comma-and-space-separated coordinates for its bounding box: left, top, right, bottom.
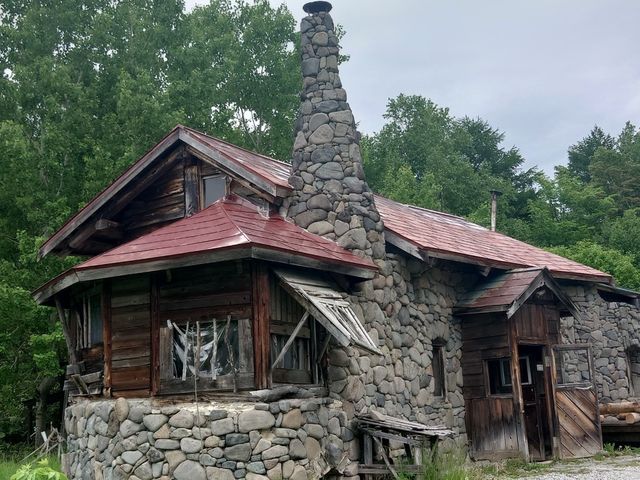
89, 294, 102, 345
203, 176, 226, 207
555, 347, 591, 385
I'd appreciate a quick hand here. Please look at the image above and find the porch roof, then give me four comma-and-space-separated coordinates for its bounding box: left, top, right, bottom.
454, 267, 581, 319
33, 195, 376, 305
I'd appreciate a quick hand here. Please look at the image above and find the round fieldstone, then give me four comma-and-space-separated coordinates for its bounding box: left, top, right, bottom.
238, 410, 276, 433
173, 460, 206, 480
169, 410, 194, 429
142, 414, 168, 432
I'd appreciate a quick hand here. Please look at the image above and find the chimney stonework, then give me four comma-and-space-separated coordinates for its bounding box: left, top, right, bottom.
285, 2, 385, 261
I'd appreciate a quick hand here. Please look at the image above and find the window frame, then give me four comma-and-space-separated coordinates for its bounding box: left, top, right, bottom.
432, 340, 446, 399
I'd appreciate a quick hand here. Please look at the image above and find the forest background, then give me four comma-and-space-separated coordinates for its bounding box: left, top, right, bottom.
0, 0, 639, 446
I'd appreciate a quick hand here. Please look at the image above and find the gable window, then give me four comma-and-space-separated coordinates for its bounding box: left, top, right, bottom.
202, 174, 227, 207
432, 339, 446, 398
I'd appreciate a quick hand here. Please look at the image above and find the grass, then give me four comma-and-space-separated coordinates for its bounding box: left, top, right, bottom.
397, 447, 484, 480
0, 452, 64, 480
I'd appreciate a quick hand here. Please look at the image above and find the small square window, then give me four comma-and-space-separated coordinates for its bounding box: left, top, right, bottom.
203, 175, 227, 207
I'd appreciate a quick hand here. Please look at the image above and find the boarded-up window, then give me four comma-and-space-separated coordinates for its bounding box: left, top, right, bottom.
433, 340, 446, 397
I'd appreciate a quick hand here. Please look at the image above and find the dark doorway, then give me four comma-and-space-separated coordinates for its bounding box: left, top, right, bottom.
519, 345, 552, 460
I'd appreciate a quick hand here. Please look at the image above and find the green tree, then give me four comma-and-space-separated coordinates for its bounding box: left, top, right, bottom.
567, 126, 615, 183
551, 241, 640, 290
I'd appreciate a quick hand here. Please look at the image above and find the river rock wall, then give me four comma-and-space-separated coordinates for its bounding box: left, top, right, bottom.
563, 284, 640, 402
63, 397, 352, 480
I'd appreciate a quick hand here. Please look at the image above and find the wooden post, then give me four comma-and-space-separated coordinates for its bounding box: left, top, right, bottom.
150, 275, 160, 395
251, 262, 270, 389
54, 297, 78, 365
184, 156, 200, 216
102, 281, 112, 397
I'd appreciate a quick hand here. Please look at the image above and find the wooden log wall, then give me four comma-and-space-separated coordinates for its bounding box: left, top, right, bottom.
110, 276, 151, 395
119, 160, 185, 240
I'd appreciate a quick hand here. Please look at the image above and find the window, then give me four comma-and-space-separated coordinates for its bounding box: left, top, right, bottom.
269, 278, 323, 385
432, 340, 446, 398
202, 175, 227, 207
77, 290, 102, 349
171, 319, 239, 380
627, 347, 640, 396
487, 356, 532, 395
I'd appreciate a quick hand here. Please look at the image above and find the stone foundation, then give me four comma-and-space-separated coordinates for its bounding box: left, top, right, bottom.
63, 396, 356, 480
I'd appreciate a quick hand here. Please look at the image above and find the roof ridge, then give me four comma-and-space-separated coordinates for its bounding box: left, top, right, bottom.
219, 196, 256, 245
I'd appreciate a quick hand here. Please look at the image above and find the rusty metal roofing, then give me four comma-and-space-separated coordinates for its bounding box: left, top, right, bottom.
33, 196, 376, 305
180, 127, 292, 190
374, 196, 611, 283
37, 124, 611, 284
79, 195, 375, 271
455, 267, 581, 319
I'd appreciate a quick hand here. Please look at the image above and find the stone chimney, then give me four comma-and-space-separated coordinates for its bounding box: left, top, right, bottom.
286, 1, 385, 261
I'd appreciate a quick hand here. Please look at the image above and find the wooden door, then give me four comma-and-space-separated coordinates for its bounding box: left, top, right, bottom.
552, 345, 602, 459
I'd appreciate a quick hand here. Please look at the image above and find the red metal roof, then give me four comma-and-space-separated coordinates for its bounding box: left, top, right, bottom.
375, 196, 611, 283
78, 195, 375, 272
181, 127, 292, 190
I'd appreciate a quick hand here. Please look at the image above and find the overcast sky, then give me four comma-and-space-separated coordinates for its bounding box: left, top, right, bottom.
187, 0, 640, 174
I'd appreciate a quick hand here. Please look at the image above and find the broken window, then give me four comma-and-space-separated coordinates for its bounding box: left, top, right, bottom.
162, 314, 253, 392
487, 356, 532, 395
432, 339, 446, 398
171, 319, 239, 380
202, 174, 227, 207
269, 278, 318, 384
76, 289, 102, 349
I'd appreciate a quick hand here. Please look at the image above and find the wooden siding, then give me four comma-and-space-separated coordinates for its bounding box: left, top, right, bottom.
119, 160, 185, 240
462, 313, 509, 400
110, 276, 151, 393
468, 397, 520, 458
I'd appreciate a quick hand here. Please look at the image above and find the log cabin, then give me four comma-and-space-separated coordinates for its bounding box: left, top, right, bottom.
33, 2, 640, 478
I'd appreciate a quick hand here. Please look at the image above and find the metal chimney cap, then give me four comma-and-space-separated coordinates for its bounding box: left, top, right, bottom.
303, 1, 332, 14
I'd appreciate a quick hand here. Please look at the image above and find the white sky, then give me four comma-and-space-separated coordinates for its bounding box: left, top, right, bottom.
186, 0, 640, 174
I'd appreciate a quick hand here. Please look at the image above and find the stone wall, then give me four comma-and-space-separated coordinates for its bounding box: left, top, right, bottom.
562, 284, 640, 402
324, 254, 477, 459
63, 397, 355, 480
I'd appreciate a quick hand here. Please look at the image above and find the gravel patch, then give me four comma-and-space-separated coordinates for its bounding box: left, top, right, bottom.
525, 455, 640, 480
